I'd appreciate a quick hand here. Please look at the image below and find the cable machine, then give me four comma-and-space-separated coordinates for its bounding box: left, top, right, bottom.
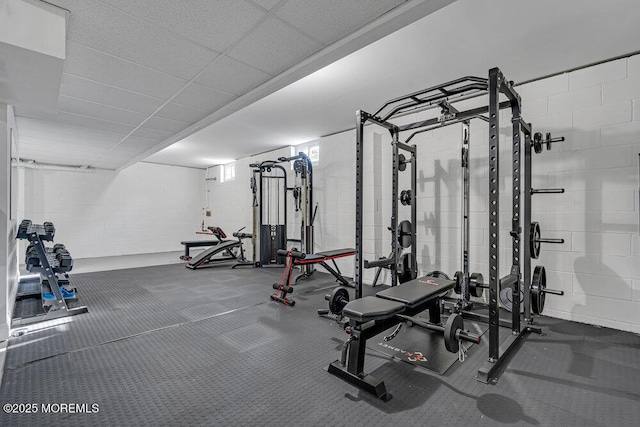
250, 152, 314, 268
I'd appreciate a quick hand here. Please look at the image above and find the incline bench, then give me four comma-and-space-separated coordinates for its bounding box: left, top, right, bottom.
327, 276, 480, 401
270, 248, 355, 306
180, 226, 228, 261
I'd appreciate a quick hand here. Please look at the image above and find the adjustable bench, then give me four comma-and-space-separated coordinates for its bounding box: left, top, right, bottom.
327, 276, 479, 401
180, 226, 228, 260
270, 248, 355, 306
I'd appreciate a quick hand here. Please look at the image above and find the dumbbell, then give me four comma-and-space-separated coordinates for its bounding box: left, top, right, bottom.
272, 283, 293, 294
453, 271, 486, 298
53, 243, 66, 254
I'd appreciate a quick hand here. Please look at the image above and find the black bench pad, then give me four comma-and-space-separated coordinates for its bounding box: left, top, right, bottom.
315, 248, 355, 258
342, 296, 406, 322
181, 240, 220, 246
376, 276, 455, 308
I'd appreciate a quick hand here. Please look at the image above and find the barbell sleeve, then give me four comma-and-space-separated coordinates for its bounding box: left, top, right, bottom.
395, 314, 481, 344
364, 257, 395, 269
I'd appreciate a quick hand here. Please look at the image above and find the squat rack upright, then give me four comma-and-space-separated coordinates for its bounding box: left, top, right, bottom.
354, 67, 542, 384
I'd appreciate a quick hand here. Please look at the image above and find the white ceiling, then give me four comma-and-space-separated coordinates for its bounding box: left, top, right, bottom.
13, 0, 451, 170
146, 0, 640, 169
12, 0, 640, 170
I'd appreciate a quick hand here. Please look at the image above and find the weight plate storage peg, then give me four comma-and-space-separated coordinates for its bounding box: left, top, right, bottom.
531, 265, 547, 315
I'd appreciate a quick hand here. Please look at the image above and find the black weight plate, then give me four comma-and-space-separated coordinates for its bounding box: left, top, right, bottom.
530, 222, 541, 259
426, 271, 450, 280
444, 314, 463, 353
453, 271, 463, 294
499, 287, 525, 314
398, 153, 407, 171
397, 253, 417, 284
398, 220, 412, 249
329, 287, 349, 315
531, 265, 546, 315
470, 272, 484, 298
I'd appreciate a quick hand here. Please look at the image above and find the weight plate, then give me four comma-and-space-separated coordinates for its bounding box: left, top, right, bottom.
397, 253, 417, 284
398, 220, 412, 249
531, 265, 547, 315
453, 271, 463, 294
444, 314, 463, 353
329, 287, 349, 315
530, 222, 541, 259
499, 287, 525, 314
470, 272, 484, 298
426, 271, 450, 280
398, 153, 407, 171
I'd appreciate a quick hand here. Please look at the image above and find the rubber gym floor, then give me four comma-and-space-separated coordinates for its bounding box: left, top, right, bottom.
1, 263, 639, 426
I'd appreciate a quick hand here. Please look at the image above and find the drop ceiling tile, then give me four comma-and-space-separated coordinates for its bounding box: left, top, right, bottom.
153, 102, 211, 124
194, 55, 273, 96
277, 0, 404, 44
16, 107, 136, 136
251, 0, 283, 11
64, 42, 188, 100
143, 116, 190, 134
171, 83, 237, 111
130, 127, 173, 141
60, 74, 165, 115
99, 0, 266, 52
58, 96, 148, 126
16, 118, 123, 147
228, 16, 323, 75
19, 138, 112, 154
59, 0, 218, 79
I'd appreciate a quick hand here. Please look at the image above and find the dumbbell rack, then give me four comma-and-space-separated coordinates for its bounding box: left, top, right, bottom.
14, 220, 88, 326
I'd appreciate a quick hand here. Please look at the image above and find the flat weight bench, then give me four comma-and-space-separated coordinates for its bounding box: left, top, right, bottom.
270, 248, 355, 306
327, 276, 480, 401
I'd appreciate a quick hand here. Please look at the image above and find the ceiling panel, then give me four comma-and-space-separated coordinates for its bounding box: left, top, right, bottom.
129, 127, 173, 141
53, 0, 219, 79
153, 102, 212, 124
229, 16, 323, 75
64, 41, 188, 100
59, 74, 165, 115
99, 0, 267, 53
16, 118, 123, 147
15, 108, 136, 136
194, 55, 273, 96
171, 83, 237, 112
142, 116, 190, 134
250, 0, 282, 11
57, 96, 148, 126
277, 0, 405, 44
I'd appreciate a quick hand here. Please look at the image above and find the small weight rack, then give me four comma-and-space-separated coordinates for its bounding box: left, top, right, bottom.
14, 219, 88, 326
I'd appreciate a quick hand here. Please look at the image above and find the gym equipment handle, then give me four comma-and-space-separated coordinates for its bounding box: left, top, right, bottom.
531, 188, 565, 194
536, 238, 564, 244
538, 288, 564, 296
395, 314, 480, 344
276, 249, 306, 259
364, 257, 395, 269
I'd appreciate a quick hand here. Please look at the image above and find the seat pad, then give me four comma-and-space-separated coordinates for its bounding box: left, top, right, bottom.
343, 296, 406, 322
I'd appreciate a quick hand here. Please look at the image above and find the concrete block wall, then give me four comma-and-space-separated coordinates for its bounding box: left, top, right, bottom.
19, 162, 206, 258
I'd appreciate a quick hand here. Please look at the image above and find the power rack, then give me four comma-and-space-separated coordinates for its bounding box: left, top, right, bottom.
353, 67, 564, 384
